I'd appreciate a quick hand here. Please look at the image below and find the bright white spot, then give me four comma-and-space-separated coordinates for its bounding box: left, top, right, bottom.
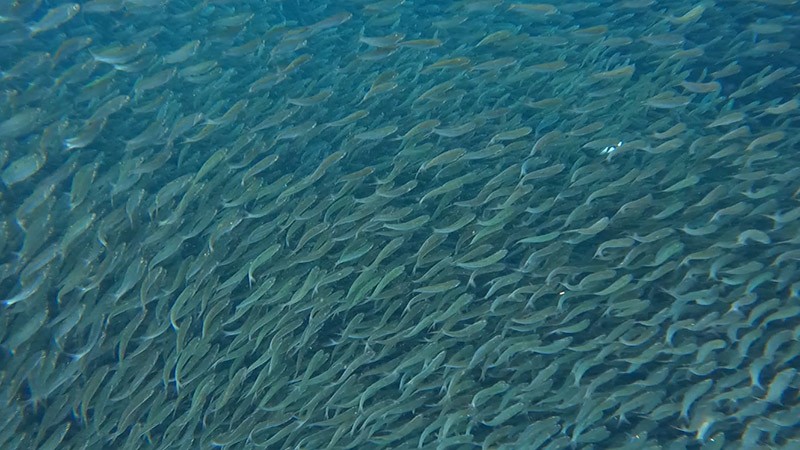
600, 140, 624, 155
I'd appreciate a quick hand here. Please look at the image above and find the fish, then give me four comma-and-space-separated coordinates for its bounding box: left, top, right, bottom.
423, 56, 471, 72
354, 125, 398, 141
644, 94, 692, 109
91, 42, 149, 65
63, 118, 107, 150
397, 38, 443, 49
28, 3, 81, 36
52, 35, 94, 65
0, 108, 42, 138
706, 112, 745, 128
359, 32, 405, 48
1, 2, 799, 449
2, 152, 46, 187
433, 121, 477, 138
679, 80, 720, 93
508, 3, 559, 15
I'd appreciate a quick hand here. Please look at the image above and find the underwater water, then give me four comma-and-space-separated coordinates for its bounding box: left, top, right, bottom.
1, 0, 799, 448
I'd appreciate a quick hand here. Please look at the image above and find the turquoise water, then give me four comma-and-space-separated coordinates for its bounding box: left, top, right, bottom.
1, 0, 799, 448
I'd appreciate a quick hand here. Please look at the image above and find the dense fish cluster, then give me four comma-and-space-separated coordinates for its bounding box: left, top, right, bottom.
2, 0, 800, 448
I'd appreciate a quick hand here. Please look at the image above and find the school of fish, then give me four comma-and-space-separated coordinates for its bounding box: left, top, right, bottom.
1, 0, 799, 448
